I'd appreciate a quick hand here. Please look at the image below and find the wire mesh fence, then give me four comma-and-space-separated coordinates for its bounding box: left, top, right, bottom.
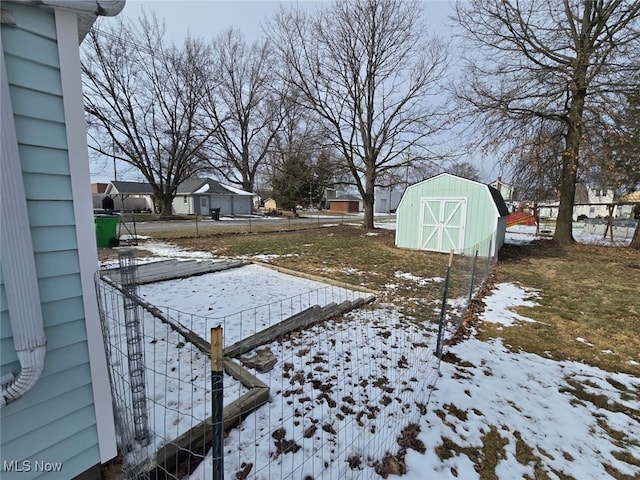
96, 235, 497, 479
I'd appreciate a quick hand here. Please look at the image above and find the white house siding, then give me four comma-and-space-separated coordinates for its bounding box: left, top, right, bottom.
1, 4, 112, 478
172, 194, 253, 216
374, 187, 403, 213
172, 195, 194, 215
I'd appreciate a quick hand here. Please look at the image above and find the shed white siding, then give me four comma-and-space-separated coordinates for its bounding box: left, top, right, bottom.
395, 173, 508, 257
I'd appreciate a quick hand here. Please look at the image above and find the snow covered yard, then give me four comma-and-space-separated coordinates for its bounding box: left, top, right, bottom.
136, 263, 363, 347
403, 283, 640, 480
99, 223, 639, 479
118, 262, 445, 479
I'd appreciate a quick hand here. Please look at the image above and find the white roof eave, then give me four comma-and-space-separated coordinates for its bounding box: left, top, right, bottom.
13, 0, 126, 41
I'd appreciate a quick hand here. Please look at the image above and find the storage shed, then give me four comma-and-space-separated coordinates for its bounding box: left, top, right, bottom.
395, 173, 509, 256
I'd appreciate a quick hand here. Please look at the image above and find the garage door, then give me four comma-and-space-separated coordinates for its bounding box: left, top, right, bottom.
419, 198, 467, 253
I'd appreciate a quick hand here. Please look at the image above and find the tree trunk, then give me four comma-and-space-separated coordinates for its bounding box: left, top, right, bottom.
553, 148, 578, 245
631, 220, 640, 250
362, 173, 375, 230
159, 194, 174, 218
554, 85, 586, 245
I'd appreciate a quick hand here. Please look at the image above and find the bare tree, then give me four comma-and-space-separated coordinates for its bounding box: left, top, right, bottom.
82, 13, 214, 216
604, 87, 640, 248
448, 161, 481, 182
268, 91, 324, 168
504, 121, 565, 203
269, 0, 449, 229
262, 90, 343, 201
454, 0, 640, 244
203, 28, 283, 193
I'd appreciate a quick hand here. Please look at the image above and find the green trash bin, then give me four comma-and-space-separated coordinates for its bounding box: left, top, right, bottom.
95, 214, 120, 248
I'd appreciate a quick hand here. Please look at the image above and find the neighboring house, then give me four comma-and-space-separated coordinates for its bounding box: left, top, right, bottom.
329, 195, 362, 213
374, 186, 404, 213
395, 173, 509, 256
539, 184, 619, 220
489, 177, 514, 202
1, 1, 124, 479
574, 184, 616, 219
172, 178, 255, 216
104, 180, 155, 212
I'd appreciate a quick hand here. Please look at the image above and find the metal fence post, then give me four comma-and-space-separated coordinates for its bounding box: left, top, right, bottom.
118, 251, 150, 444
436, 251, 454, 359
467, 244, 479, 304
485, 238, 493, 277
211, 327, 224, 480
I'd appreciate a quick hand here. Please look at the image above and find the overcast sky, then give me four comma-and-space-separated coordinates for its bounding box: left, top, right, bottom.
120, 0, 455, 44
90, 1, 501, 184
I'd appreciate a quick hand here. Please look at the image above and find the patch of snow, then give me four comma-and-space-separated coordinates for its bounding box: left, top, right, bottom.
194, 183, 210, 194
505, 224, 633, 247
138, 264, 362, 347
120, 234, 151, 241
576, 337, 595, 347
189, 305, 441, 480
134, 241, 215, 259
481, 283, 540, 326
219, 183, 254, 195
402, 337, 640, 480
394, 271, 445, 285
250, 254, 281, 261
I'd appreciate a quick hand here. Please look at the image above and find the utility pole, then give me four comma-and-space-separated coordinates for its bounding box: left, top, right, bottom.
112, 139, 118, 181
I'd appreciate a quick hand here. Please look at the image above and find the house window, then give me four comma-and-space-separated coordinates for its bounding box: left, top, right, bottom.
183, 196, 187, 203
201, 198, 207, 207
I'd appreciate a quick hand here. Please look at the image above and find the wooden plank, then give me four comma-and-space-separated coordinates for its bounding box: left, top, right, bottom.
114, 259, 249, 285
223, 388, 270, 430
223, 305, 322, 358
223, 358, 267, 389
224, 295, 375, 359
151, 387, 269, 479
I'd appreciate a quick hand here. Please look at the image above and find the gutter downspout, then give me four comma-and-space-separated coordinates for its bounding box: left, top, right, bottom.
0, 52, 47, 408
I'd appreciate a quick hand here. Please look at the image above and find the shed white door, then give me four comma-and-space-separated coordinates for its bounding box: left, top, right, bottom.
419, 198, 467, 253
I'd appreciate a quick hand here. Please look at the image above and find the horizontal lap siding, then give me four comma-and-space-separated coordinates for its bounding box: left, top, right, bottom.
1, 3, 100, 478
